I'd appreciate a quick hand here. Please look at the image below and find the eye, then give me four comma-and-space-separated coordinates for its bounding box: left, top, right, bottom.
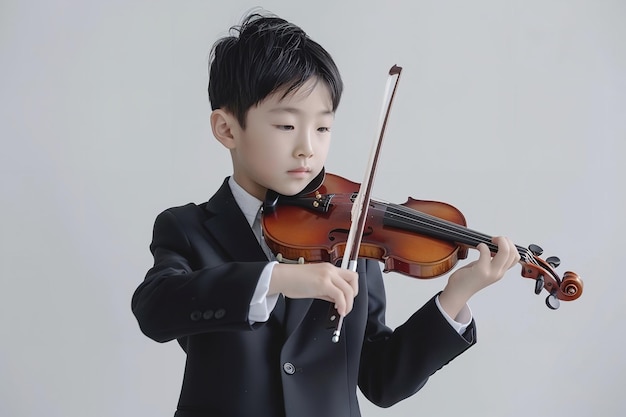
317, 127, 331, 133
275, 125, 294, 131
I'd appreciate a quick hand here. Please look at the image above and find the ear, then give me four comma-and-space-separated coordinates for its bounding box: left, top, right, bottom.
210, 109, 239, 150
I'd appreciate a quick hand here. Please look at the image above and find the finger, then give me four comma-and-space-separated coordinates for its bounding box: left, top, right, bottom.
323, 274, 354, 316
493, 237, 520, 276
507, 238, 521, 269
332, 274, 357, 314
490, 236, 514, 273
498, 237, 520, 269
475, 242, 492, 266
327, 284, 348, 316
341, 270, 359, 297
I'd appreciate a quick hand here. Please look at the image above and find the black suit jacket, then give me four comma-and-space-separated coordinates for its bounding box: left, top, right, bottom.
132, 178, 476, 417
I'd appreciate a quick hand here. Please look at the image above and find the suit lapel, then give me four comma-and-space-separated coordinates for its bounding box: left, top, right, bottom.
202, 178, 267, 262
203, 178, 316, 337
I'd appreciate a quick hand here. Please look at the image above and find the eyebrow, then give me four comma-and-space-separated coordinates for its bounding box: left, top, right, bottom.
268, 107, 334, 116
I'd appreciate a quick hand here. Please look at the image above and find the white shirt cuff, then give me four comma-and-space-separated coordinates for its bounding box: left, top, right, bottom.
435, 295, 472, 334
248, 261, 279, 323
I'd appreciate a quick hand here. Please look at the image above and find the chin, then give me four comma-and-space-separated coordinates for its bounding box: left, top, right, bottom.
273, 179, 311, 196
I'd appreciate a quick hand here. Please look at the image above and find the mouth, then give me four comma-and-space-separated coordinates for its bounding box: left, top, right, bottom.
287, 167, 311, 174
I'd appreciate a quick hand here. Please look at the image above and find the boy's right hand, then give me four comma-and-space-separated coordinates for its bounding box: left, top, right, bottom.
269, 263, 359, 317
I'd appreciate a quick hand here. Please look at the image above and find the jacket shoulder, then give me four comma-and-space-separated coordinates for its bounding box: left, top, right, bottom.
162, 202, 208, 218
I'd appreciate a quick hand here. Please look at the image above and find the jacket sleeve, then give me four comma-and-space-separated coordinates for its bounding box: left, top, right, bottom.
357, 260, 476, 408
131, 208, 268, 343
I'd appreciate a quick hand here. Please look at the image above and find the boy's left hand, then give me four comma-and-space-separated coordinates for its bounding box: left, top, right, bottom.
438, 236, 520, 319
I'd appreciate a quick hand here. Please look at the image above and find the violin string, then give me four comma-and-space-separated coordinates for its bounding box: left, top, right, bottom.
340, 194, 567, 289
379, 200, 489, 241
366, 199, 537, 266
344, 193, 536, 266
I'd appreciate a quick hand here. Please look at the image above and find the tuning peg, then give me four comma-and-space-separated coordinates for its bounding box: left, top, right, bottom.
545, 293, 560, 310
534, 275, 545, 295
546, 256, 561, 268
528, 244, 543, 256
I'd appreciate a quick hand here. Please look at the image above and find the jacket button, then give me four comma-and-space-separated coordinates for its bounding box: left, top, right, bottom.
202, 310, 214, 320
283, 362, 296, 375
214, 308, 226, 319
190, 310, 202, 321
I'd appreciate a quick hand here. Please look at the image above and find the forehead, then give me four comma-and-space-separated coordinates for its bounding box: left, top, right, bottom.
262, 78, 333, 110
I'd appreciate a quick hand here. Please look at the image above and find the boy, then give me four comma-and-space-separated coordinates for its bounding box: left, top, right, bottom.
132, 12, 520, 417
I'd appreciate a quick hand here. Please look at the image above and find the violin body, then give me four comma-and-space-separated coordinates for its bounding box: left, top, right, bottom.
263, 173, 583, 308
264, 174, 470, 279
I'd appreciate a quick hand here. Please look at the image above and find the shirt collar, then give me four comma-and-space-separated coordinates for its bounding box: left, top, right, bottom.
228, 176, 262, 227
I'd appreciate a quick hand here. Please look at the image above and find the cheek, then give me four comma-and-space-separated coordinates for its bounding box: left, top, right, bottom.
245, 142, 285, 176
316, 139, 331, 161
252, 141, 285, 165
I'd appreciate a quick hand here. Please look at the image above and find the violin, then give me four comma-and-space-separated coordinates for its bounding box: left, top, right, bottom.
262, 172, 583, 310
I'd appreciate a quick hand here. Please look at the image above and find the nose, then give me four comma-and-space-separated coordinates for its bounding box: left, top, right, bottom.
294, 129, 314, 159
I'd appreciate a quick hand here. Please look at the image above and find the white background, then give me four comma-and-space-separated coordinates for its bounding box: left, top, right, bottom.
1, 1, 624, 416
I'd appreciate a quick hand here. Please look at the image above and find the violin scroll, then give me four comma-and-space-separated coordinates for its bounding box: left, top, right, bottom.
519, 246, 583, 309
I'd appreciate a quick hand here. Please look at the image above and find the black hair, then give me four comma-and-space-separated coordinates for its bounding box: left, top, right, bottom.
208, 12, 343, 128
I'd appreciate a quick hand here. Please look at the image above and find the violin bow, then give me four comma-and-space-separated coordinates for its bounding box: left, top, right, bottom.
332, 65, 403, 343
